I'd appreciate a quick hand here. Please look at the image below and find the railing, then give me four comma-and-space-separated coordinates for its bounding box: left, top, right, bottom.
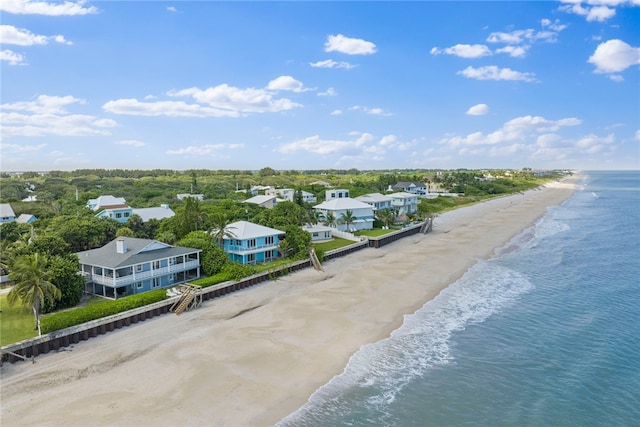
226, 243, 279, 253
86, 260, 200, 286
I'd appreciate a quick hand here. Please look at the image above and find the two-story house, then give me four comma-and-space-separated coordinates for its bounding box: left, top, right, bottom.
325, 189, 350, 200
355, 193, 393, 212
77, 237, 201, 299
220, 221, 285, 265
392, 182, 428, 196
313, 198, 374, 231
389, 192, 419, 215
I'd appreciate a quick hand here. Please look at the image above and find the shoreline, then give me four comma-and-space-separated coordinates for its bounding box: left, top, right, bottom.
0, 176, 580, 427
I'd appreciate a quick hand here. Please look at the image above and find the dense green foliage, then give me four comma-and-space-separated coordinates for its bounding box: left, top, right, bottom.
177, 231, 229, 276
40, 290, 167, 334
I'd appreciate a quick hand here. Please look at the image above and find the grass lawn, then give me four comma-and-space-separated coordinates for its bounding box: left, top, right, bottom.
0, 293, 38, 346
312, 237, 355, 252
355, 228, 399, 237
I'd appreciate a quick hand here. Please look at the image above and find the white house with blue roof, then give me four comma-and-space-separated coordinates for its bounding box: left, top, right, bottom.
219, 221, 285, 265
77, 237, 201, 299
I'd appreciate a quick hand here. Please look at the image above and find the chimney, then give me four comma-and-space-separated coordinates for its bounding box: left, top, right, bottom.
116, 239, 127, 254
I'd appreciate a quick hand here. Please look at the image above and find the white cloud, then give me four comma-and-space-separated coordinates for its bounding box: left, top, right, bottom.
439, 115, 582, 149
267, 75, 311, 93
541, 18, 568, 32
168, 83, 302, 114
558, 1, 623, 22
608, 74, 624, 82
324, 34, 377, 55
1, 95, 116, 137
466, 104, 489, 116
116, 139, 145, 147
0, 49, 25, 65
1, 25, 71, 46
0, 0, 98, 15
457, 65, 537, 82
487, 29, 558, 45
166, 6, 177, 12
495, 45, 529, 58
330, 109, 342, 116
588, 39, 640, 73
106, 79, 305, 118
0, 143, 47, 153
430, 44, 492, 58
2, 95, 84, 114
309, 59, 356, 69
318, 87, 336, 97
277, 132, 412, 161
349, 105, 392, 116
103, 98, 240, 118
166, 143, 244, 156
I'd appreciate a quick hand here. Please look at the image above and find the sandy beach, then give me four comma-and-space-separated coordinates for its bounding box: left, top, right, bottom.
0, 177, 579, 427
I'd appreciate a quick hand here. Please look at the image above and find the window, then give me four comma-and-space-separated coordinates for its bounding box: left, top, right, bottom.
115, 213, 122, 219
136, 282, 143, 289
152, 278, 160, 288
265, 236, 274, 245
124, 212, 130, 217
247, 253, 256, 263
153, 260, 161, 269
135, 264, 143, 272
248, 239, 256, 248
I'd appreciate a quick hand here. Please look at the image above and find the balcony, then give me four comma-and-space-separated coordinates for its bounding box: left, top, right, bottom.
84, 260, 200, 287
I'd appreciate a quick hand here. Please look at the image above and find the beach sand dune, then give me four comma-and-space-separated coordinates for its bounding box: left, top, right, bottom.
0, 178, 578, 427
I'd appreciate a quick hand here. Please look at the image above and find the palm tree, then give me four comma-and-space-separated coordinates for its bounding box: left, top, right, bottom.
7, 253, 61, 336
323, 212, 336, 228
209, 212, 237, 247
376, 208, 395, 229
340, 209, 356, 232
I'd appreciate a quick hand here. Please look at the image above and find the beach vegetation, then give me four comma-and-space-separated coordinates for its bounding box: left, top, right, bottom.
6, 253, 61, 336
312, 237, 354, 252
40, 289, 167, 335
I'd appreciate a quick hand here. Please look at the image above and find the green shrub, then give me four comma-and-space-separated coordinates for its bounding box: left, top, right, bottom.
41, 290, 167, 334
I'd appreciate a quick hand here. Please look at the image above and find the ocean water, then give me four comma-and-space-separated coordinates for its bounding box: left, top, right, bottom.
278, 171, 640, 427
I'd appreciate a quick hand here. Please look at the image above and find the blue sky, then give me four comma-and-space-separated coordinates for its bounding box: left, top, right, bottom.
1, 0, 639, 172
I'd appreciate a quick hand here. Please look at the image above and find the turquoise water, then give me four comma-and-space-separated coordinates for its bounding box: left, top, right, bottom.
278, 171, 640, 427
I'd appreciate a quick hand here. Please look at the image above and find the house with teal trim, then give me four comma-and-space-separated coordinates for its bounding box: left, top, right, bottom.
77, 237, 201, 299
220, 221, 285, 265
95, 204, 133, 223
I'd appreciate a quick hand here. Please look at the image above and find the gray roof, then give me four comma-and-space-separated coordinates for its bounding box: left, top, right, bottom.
356, 193, 393, 203
313, 198, 374, 211
16, 214, 36, 223
87, 195, 126, 211
244, 195, 277, 205
76, 237, 200, 269
0, 204, 15, 218
132, 206, 175, 222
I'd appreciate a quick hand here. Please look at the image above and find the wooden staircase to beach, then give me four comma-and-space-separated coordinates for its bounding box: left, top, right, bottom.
169, 284, 202, 315
420, 217, 433, 234
309, 247, 324, 271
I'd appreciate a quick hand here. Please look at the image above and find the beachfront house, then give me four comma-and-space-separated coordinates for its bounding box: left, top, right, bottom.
389, 192, 419, 215
302, 224, 333, 242
219, 221, 285, 265
355, 193, 393, 212
77, 237, 201, 299
313, 198, 374, 232
0, 204, 16, 224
